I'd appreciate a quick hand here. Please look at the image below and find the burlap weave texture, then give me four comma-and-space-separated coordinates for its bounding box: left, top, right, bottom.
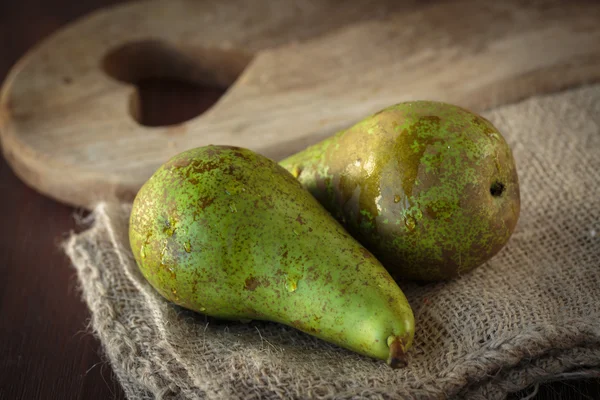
65, 85, 600, 399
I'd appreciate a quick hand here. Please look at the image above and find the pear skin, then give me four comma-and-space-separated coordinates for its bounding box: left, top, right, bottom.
129, 145, 414, 367
280, 101, 520, 281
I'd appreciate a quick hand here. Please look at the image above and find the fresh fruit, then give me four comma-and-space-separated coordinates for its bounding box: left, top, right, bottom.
129, 145, 415, 367
280, 101, 520, 281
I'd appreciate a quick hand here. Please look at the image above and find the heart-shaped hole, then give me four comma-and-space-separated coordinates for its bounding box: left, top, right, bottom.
102, 40, 252, 127
130, 78, 224, 127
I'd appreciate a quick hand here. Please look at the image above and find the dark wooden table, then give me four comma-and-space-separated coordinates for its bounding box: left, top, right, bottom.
0, 1, 598, 399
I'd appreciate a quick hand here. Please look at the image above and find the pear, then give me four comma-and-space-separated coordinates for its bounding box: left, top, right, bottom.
280, 101, 520, 281
129, 145, 414, 367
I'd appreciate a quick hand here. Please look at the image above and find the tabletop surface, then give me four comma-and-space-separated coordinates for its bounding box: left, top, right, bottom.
0, 1, 598, 399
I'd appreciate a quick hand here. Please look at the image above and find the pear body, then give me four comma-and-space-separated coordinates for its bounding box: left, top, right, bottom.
280, 101, 520, 281
129, 145, 414, 366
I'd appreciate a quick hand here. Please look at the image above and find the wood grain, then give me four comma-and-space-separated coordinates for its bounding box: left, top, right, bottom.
1, 0, 600, 209
0, 2, 129, 399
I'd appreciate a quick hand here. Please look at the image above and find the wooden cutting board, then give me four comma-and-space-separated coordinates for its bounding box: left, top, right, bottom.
1, 0, 600, 209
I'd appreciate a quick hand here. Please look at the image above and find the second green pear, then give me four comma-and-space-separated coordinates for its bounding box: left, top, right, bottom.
280, 101, 520, 281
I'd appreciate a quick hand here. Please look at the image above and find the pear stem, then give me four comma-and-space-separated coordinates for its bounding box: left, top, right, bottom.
387, 337, 408, 368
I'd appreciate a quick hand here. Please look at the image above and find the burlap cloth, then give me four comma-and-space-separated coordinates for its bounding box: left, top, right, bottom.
64, 85, 600, 399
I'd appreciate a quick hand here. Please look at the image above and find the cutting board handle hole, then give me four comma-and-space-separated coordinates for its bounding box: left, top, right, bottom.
101, 40, 251, 126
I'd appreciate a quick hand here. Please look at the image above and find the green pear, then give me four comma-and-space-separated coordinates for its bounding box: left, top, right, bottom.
129, 145, 414, 367
280, 101, 520, 281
